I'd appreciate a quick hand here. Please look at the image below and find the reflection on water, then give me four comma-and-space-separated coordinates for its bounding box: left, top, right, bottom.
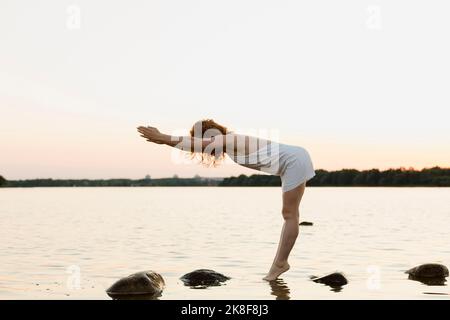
408, 276, 447, 286
186, 285, 217, 290
330, 286, 344, 293
0, 187, 449, 299
268, 279, 290, 300
423, 292, 449, 296
109, 293, 161, 300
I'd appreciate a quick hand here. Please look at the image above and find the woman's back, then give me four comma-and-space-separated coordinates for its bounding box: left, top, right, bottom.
225, 133, 314, 183
225, 133, 273, 157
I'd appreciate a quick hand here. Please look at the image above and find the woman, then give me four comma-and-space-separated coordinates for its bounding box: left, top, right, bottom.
137, 119, 315, 281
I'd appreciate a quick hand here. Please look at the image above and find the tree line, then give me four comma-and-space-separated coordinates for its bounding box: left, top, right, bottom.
219, 167, 450, 187
0, 175, 6, 187
1, 167, 449, 187
0, 177, 220, 188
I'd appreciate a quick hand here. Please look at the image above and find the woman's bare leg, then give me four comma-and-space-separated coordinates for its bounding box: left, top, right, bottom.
263, 182, 306, 281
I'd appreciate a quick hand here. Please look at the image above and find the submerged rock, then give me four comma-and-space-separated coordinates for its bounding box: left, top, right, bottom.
310, 272, 348, 288
406, 264, 449, 284
180, 269, 230, 287
299, 221, 313, 226
106, 270, 165, 299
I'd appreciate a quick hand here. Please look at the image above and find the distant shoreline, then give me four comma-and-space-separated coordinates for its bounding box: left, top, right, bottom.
1, 185, 449, 189
1, 167, 449, 188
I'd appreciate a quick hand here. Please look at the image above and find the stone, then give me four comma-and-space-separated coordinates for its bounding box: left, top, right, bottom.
310, 272, 348, 288
405, 263, 449, 284
180, 269, 230, 287
106, 270, 165, 299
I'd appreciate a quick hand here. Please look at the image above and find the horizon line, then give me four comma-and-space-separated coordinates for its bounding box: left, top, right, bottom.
2, 165, 449, 181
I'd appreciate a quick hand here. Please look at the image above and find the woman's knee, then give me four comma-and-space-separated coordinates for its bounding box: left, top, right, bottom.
281, 207, 299, 220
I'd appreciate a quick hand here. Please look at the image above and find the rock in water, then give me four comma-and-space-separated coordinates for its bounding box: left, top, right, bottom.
406, 264, 449, 280
299, 221, 313, 226
106, 271, 165, 299
310, 272, 348, 288
180, 269, 230, 287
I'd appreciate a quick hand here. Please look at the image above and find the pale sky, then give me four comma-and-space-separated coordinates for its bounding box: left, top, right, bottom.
1, 0, 449, 179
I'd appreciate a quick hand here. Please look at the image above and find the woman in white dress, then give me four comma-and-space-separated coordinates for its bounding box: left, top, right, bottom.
137, 119, 315, 281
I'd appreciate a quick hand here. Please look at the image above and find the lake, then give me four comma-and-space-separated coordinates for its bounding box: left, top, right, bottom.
0, 187, 449, 299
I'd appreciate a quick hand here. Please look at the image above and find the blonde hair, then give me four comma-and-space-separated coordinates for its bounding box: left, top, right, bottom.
189, 119, 228, 167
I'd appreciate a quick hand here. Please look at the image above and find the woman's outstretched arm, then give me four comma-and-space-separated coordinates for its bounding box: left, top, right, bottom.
137, 126, 225, 153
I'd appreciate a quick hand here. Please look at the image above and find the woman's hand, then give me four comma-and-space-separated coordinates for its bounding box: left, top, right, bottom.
137, 126, 166, 144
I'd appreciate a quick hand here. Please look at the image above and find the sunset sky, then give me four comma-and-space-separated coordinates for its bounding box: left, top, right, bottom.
1, 0, 449, 179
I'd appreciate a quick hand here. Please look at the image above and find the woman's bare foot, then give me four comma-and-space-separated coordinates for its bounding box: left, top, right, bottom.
263, 262, 290, 281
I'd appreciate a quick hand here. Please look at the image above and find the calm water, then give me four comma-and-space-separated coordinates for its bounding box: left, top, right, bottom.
0, 187, 449, 300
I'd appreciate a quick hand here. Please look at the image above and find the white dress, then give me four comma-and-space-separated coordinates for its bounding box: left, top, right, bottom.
229, 136, 315, 192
